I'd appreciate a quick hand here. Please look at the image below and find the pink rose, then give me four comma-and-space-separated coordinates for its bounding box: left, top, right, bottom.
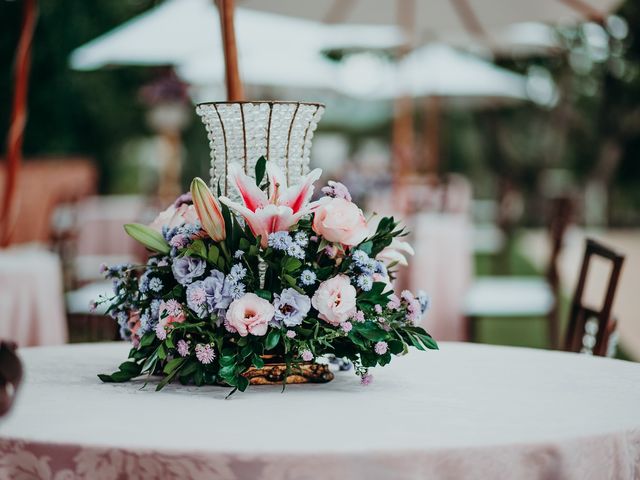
158, 300, 186, 327
149, 203, 199, 232
226, 293, 274, 337
312, 198, 368, 247
311, 274, 357, 326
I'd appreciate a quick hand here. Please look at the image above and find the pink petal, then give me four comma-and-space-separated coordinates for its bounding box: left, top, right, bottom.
266, 161, 287, 204
279, 168, 322, 213
228, 163, 268, 212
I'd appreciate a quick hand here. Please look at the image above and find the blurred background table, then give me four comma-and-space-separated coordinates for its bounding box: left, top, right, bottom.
0, 246, 67, 347
1, 342, 639, 479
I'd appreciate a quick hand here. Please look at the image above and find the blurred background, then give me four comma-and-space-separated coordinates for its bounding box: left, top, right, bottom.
1, 0, 638, 359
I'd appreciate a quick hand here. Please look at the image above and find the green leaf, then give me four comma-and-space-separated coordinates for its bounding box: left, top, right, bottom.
207, 245, 220, 264
282, 257, 302, 272
219, 355, 236, 367
256, 289, 272, 301
163, 357, 186, 375
118, 361, 142, 375
98, 374, 114, 383
357, 241, 373, 255
123, 223, 170, 254
140, 332, 156, 348
190, 239, 207, 258
283, 274, 297, 287
252, 355, 265, 369
265, 329, 281, 351
180, 359, 198, 377
255, 156, 267, 186
236, 375, 249, 392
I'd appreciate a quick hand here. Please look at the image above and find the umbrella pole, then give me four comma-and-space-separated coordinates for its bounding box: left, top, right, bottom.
215, 0, 244, 101
1, 0, 37, 247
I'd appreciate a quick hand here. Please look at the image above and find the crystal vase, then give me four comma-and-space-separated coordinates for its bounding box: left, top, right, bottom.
195, 101, 325, 200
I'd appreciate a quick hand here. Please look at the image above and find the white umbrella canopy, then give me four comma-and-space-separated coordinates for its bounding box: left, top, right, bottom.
70, 0, 403, 71
338, 45, 544, 105
238, 0, 623, 39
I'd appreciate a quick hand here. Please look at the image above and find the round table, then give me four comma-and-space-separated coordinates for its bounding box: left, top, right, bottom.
2, 342, 639, 479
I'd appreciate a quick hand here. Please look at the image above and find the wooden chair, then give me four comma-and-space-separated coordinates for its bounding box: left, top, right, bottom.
564, 238, 625, 356
464, 196, 573, 348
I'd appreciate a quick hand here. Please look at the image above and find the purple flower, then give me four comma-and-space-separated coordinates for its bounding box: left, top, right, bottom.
352, 310, 365, 323
286, 330, 296, 339
301, 350, 313, 362
171, 256, 206, 285
341, 321, 353, 333
177, 339, 189, 357
374, 304, 383, 314
322, 181, 352, 202
173, 192, 193, 207
203, 270, 233, 311
186, 281, 208, 318
273, 288, 311, 327
374, 341, 388, 355
195, 344, 216, 364
170, 234, 189, 249
361, 373, 373, 386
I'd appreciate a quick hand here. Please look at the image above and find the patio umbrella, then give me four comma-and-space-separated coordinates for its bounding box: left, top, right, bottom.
237, 0, 623, 39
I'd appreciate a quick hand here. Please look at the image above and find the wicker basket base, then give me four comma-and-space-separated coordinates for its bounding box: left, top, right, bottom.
243, 360, 334, 385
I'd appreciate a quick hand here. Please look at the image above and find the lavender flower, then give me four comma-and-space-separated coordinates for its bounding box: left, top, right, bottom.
351, 249, 370, 267
374, 341, 388, 355
186, 281, 208, 318
352, 310, 365, 323
301, 350, 313, 362
195, 344, 215, 364
286, 330, 297, 339
356, 274, 373, 292
286, 243, 305, 260
268, 231, 292, 250
138, 272, 150, 293
322, 180, 352, 201
148, 277, 163, 292
341, 321, 353, 333
155, 324, 166, 340
300, 270, 317, 286
374, 304, 383, 314
171, 256, 206, 285
150, 299, 161, 319
169, 234, 189, 249
139, 312, 155, 335
176, 339, 189, 357
273, 288, 311, 327
361, 373, 374, 386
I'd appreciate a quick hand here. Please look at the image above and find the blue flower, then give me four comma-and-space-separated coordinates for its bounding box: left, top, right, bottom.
268, 231, 292, 250
294, 231, 308, 247
356, 274, 373, 292
229, 263, 247, 282
417, 290, 431, 314
138, 271, 150, 293
229, 282, 246, 299
171, 256, 206, 285
149, 277, 163, 292
234, 250, 245, 259
150, 299, 161, 319
351, 250, 370, 267
300, 270, 317, 286
273, 288, 311, 327
287, 243, 305, 260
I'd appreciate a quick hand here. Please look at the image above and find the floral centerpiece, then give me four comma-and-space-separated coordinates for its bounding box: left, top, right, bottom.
97, 102, 436, 395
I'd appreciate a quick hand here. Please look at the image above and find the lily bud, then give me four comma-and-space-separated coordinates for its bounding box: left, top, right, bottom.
190, 177, 226, 242
123, 223, 170, 254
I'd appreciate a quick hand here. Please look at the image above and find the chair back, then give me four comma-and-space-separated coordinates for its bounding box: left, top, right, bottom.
564, 238, 625, 356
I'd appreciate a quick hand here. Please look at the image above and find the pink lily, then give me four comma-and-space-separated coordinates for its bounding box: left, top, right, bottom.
219, 162, 323, 247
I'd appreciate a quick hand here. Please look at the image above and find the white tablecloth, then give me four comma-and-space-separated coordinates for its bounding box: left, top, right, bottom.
1, 342, 639, 479
0, 246, 68, 346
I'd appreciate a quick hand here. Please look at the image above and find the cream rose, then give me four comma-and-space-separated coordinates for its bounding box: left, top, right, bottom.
226, 293, 275, 337
312, 198, 368, 246
311, 274, 357, 326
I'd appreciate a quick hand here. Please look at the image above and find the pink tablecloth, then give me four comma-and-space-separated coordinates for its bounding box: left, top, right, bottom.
1, 342, 639, 479
0, 246, 67, 346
